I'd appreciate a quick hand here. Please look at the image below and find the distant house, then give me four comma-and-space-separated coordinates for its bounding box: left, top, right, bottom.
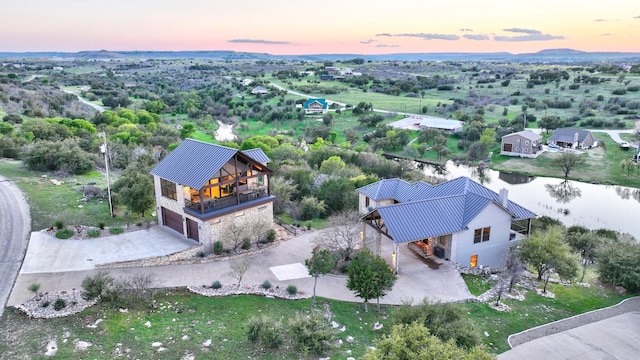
500, 130, 543, 158
303, 98, 329, 114
547, 128, 597, 149
357, 177, 536, 271
251, 86, 268, 95
240, 79, 253, 86
319, 75, 334, 81
150, 139, 274, 248
394, 116, 463, 133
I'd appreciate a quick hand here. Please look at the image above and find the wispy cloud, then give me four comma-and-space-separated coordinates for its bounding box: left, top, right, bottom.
360, 39, 376, 44
463, 34, 490, 41
503, 28, 542, 35
601, 33, 612, 36
595, 19, 607, 22
460, 28, 473, 32
376, 33, 460, 40
227, 39, 291, 45
634, 15, 640, 19
495, 28, 564, 42
376, 44, 400, 48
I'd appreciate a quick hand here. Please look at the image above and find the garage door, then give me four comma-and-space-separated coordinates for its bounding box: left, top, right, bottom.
186, 218, 199, 242
161, 207, 183, 234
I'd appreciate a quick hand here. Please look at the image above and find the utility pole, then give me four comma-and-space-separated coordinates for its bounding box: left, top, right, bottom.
100, 132, 114, 217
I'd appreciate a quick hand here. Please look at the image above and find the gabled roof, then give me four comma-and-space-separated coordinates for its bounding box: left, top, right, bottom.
303, 98, 328, 109
371, 192, 496, 243
548, 128, 592, 143
150, 139, 268, 189
360, 176, 536, 243
242, 148, 270, 164
502, 130, 541, 141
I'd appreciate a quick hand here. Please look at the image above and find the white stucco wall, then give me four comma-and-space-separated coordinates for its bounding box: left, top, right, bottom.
452, 203, 515, 269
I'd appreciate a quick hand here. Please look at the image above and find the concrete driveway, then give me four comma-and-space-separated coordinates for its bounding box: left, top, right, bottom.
499, 312, 640, 360
8, 225, 473, 307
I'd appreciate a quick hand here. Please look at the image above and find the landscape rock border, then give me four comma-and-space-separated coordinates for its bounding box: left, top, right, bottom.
15, 291, 97, 319
187, 284, 311, 300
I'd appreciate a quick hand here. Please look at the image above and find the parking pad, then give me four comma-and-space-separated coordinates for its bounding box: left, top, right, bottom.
269, 263, 311, 281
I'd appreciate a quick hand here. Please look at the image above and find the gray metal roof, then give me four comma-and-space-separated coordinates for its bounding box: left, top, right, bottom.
548, 128, 592, 143
356, 178, 413, 201
242, 148, 270, 164
502, 130, 541, 141
150, 139, 239, 189
375, 193, 493, 243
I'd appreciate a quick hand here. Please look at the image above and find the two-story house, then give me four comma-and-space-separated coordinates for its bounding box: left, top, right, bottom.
150, 139, 274, 249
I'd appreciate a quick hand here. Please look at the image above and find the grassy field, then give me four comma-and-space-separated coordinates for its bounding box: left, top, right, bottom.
491, 134, 640, 187
461, 274, 496, 296
0, 291, 393, 360
0, 159, 129, 230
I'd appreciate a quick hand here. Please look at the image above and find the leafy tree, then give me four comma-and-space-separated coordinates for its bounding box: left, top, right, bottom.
319, 155, 345, 175
24, 140, 96, 174
597, 238, 640, 292
346, 249, 397, 312
112, 166, 154, 216
179, 123, 196, 139
552, 152, 585, 178
566, 230, 604, 281
364, 323, 493, 360
393, 299, 481, 349
0, 122, 14, 135
317, 177, 357, 214
479, 128, 497, 150
305, 247, 336, 307
270, 176, 296, 214
297, 196, 327, 220
519, 226, 578, 292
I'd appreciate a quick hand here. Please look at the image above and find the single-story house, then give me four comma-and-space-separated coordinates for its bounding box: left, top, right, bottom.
357, 177, 536, 271
547, 128, 597, 149
303, 98, 329, 114
150, 139, 275, 249
392, 116, 463, 133
500, 130, 543, 158
251, 86, 268, 95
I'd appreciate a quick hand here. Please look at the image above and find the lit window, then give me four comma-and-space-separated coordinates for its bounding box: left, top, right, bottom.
473, 227, 491, 243
470, 254, 478, 268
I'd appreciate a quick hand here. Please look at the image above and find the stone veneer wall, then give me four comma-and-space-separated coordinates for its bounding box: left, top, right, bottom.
200, 202, 274, 250
153, 175, 187, 236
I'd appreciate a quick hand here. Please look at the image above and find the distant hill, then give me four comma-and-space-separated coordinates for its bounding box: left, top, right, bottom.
0, 49, 639, 63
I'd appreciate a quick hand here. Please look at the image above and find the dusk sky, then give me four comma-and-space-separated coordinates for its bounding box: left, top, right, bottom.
2, 0, 639, 54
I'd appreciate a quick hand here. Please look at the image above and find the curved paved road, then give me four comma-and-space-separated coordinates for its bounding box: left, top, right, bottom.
0, 175, 31, 318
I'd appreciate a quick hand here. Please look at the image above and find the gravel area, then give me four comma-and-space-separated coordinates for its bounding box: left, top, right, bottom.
507, 296, 640, 348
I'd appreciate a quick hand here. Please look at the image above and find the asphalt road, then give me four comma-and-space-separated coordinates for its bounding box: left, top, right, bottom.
0, 175, 31, 318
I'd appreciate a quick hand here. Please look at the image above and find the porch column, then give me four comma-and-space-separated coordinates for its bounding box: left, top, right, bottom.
393, 243, 399, 274
361, 222, 366, 249
199, 188, 204, 214
376, 231, 381, 256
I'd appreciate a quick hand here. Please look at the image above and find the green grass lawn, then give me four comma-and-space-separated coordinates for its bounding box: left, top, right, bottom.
0, 291, 392, 359
0, 159, 129, 230
461, 274, 496, 296
463, 280, 630, 353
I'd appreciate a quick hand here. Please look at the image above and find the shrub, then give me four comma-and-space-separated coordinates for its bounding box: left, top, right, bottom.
28, 283, 40, 294
211, 280, 222, 289
41, 300, 50, 308
241, 237, 251, 250
109, 226, 124, 235
267, 229, 276, 243
87, 229, 101, 238
213, 241, 224, 255
53, 298, 66, 311
288, 312, 335, 355
98, 222, 105, 230
196, 251, 206, 258
262, 280, 272, 289
286, 284, 298, 295
54, 220, 64, 230
55, 228, 74, 239
247, 315, 283, 349
81, 271, 115, 300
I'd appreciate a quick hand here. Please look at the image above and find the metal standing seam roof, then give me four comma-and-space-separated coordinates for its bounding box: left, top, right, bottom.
502, 130, 541, 141
241, 148, 270, 164
356, 178, 413, 201
548, 128, 592, 143
375, 193, 494, 244
150, 139, 252, 190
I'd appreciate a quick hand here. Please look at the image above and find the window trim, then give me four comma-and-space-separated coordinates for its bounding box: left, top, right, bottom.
160, 178, 177, 200
473, 227, 491, 243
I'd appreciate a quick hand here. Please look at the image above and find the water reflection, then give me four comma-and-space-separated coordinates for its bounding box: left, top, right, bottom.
545, 180, 582, 204
421, 160, 640, 236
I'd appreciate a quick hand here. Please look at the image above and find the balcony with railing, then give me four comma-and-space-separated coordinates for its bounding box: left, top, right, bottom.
184, 184, 271, 217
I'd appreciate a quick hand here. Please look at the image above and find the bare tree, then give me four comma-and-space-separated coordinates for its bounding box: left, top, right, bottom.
505, 246, 524, 293
230, 260, 250, 287
314, 210, 364, 263
246, 218, 271, 246
552, 151, 585, 178
220, 219, 249, 251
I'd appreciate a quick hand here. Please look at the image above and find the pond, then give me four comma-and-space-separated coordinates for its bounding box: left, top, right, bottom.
422, 161, 640, 237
